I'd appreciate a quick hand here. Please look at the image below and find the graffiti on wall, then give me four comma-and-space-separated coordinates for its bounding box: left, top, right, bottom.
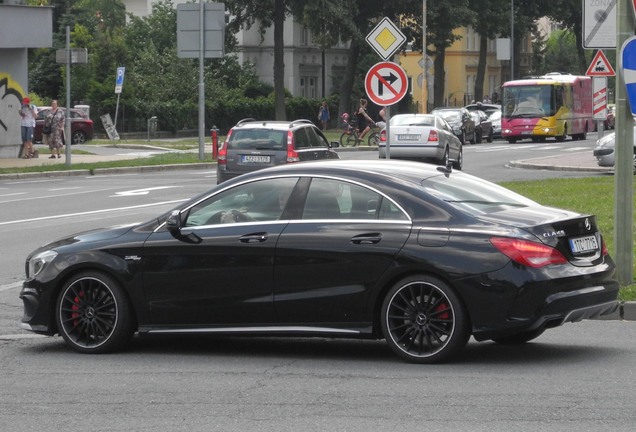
0, 73, 26, 146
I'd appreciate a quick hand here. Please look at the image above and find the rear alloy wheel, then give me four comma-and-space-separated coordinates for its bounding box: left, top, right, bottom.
71, 131, 87, 145
56, 271, 134, 354
381, 275, 470, 364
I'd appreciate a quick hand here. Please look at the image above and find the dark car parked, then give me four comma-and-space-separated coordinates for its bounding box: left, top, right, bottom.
469, 110, 494, 143
217, 118, 340, 183
20, 160, 619, 364
431, 107, 476, 145
34, 107, 94, 145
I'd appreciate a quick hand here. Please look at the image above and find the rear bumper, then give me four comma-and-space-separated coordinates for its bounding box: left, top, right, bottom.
473, 281, 620, 341
378, 144, 443, 159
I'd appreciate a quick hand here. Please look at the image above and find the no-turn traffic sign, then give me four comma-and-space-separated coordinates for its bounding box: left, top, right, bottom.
364, 61, 408, 106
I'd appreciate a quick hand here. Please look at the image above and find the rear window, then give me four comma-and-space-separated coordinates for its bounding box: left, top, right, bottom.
422, 175, 537, 215
228, 129, 287, 150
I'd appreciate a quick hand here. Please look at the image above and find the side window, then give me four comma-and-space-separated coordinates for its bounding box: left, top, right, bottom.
294, 128, 310, 149
184, 177, 299, 226
301, 178, 409, 221
305, 127, 321, 148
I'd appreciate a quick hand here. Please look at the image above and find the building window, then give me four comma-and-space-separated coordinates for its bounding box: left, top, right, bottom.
407, 76, 413, 95
300, 76, 317, 98
300, 27, 311, 46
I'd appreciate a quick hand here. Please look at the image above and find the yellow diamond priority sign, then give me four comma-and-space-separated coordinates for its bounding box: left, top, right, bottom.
366, 17, 406, 61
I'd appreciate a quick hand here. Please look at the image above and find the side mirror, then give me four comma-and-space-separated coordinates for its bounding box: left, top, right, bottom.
330, 141, 340, 148
166, 210, 202, 244
166, 210, 182, 235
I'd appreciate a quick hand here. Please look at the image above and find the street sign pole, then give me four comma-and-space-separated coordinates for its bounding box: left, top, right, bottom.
65, 26, 71, 166
614, 0, 634, 285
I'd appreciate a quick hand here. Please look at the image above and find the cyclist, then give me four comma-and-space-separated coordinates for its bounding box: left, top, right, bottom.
356, 98, 376, 144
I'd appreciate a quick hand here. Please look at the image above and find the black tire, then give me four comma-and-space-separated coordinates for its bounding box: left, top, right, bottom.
56, 271, 134, 354
368, 132, 380, 146
452, 145, 463, 170
381, 275, 470, 364
339, 132, 349, 147
347, 132, 359, 147
72, 131, 86, 145
507, 138, 517, 144
491, 328, 545, 345
438, 146, 450, 166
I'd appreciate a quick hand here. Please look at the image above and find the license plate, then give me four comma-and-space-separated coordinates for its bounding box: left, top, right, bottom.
242, 155, 270, 163
397, 134, 420, 140
521, 131, 532, 135
569, 235, 598, 254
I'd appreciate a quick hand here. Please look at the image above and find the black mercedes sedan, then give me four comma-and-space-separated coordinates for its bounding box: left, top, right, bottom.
20, 160, 619, 363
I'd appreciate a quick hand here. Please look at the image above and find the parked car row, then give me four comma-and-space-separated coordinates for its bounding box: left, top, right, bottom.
33, 107, 94, 145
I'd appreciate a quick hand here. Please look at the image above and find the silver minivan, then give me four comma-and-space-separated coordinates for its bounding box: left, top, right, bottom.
217, 119, 339, 183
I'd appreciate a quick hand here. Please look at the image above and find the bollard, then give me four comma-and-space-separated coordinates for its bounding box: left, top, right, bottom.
211, 126, 218, 160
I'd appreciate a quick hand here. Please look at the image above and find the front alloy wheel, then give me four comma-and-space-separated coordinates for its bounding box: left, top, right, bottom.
56, 271, 134, 353
381, 276, 470, 363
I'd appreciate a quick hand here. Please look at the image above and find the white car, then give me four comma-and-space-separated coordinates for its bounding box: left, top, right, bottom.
592, 125, 636, 168
489, 109, 502, 139
379, 113, 463, 170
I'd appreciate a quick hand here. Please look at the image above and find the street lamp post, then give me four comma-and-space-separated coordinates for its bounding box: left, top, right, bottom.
422, 0, 427, 113
510, 0, 514, 80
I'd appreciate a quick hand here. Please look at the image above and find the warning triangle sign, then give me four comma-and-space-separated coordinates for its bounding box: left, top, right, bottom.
586, 50, 615, 77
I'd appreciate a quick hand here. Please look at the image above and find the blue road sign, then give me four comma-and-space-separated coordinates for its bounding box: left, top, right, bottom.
115, 67, 125, 94
620, 36, 636, 115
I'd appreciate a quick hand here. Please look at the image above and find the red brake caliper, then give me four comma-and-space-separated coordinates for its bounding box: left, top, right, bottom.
71, 291, 84, 327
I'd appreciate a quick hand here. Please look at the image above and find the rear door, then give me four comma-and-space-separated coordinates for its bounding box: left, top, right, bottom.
273, 177, 412, 325
296, 126, 338, 161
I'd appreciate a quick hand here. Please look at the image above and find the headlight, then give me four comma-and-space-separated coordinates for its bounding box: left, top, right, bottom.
28, 250, 58, 278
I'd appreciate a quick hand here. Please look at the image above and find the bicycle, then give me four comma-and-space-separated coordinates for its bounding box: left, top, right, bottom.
339, 113, 381, 147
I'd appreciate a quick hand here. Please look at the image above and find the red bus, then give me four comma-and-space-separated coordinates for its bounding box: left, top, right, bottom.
501, 73, 593, 143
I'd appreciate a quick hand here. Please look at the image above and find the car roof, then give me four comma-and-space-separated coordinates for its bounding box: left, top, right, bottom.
229, 159, 465, 186
233, 119, 316, 130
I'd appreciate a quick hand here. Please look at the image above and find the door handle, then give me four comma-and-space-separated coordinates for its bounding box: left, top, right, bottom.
239, 233, 268, 243
351, 233, 382, 245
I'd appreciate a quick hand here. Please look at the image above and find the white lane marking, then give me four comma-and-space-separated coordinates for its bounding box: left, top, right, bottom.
112, 186, 177, 197
0, 192, 27, 198
0, 187, 120, 205
0, 334, 47, 340
0, 281, 22, 292
564, 147, 589, 152
0, 199, 186, 226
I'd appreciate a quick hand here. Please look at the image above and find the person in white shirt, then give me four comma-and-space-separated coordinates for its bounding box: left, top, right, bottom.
18, 97, 37, 158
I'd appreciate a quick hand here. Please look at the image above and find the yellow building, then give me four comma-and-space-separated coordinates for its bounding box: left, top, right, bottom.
396, 26, 533, 112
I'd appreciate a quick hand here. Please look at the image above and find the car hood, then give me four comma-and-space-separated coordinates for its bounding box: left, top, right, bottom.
35, 223, 138, 253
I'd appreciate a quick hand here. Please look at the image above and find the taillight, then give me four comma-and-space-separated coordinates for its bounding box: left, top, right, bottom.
218, 128, 232, 166
490, 237, 568, 268
286, 130, 299, 162
428, 130, 438, 142
601, 236, 609, 256
380, 130, 386, 142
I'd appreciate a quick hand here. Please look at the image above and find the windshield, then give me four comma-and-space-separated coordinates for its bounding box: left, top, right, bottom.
422, 174, 537, 214
502, 85, 554, 118
434, 110, 460, 122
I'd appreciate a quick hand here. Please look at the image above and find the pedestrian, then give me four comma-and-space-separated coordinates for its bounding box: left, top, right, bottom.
46, 99, 65, 159
18, 97, 37, 158
318, 100, 330, 130
355, 98, 375, 143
